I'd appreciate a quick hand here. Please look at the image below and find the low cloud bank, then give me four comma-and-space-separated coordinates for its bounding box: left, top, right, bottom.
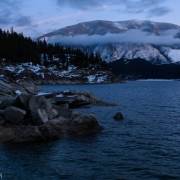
47, 29, 180, 46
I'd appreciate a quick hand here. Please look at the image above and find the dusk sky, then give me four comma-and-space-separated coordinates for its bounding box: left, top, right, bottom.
0, 0, 180, 39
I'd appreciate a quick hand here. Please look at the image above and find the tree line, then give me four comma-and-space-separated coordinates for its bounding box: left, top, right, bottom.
0, 28, 108, 70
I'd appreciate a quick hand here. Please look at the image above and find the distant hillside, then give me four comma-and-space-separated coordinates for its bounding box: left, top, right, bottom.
108, 58, 180, 79
39, 19, 180, 37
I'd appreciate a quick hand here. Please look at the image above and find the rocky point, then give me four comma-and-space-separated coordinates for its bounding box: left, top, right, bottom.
0, 77, 116, 143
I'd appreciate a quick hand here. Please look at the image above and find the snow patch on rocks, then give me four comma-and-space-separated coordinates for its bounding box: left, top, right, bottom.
2, 63, 115, 84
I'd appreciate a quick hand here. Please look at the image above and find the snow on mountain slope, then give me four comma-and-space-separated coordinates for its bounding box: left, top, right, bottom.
38, 20, 180, 65
168, 49, 180, 63
92, 43, 168, 64
158, 46, 180, 63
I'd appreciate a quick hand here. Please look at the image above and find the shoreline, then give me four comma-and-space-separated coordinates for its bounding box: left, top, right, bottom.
0, 77, 117, 143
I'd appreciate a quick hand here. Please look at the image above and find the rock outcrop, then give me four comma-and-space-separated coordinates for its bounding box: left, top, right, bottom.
4, 106, 26, 125
31, 109, 49, 126
0, 76, 118, 143
40, 90, 117, 108
0, 94, 102, 143
0, 77, 42, 102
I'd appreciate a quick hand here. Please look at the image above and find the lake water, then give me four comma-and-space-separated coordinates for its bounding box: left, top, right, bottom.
1, 81, 180, 180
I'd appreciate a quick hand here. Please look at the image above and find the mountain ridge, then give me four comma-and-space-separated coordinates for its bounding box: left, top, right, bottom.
39, 19, 180, 37
38, 19, 180, 65
109, 58, 180, 79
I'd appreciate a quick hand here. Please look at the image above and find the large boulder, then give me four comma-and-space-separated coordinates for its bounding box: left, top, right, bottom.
39, 123, 63, 140
4, 106, 26, 125
71, 111, 82, 119
52, 109, 58, 119
17, 79, 42, 94
0, 126, 16, 142
67, 114, 102, 135
14, 94, 32, 112
29, 96, 53, 119
68, 94, 91, 108
55, 94, 77, 104
52, 104, 72, 118
31, 109, 48, 126
0, 98, 16, 110
75, 95, 86, 101
14, 94, 58, 120
68, 90, 117, 106
0, 78, 19, 98
20, 117, 33, 125
13, 125, 45, 142
0, 79, 13, 90
0, 110, 4, 116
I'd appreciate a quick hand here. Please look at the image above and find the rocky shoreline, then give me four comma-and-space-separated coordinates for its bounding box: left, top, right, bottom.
0, 77, 117, 143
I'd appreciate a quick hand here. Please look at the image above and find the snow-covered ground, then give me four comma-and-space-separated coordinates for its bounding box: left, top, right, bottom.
15, 90, 22, 95
86, 75, 96, 83
2, 62, 113, 84
4, 62, 44, 75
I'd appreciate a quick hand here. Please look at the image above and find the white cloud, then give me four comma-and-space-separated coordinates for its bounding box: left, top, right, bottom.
47, 29, 180, 46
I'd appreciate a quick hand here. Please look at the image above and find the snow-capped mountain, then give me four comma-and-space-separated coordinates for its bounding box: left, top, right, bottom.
38, 20, 180, 65
39, 19, 180, 37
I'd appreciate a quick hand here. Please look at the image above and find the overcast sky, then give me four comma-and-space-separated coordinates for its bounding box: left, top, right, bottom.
0, 0, 179, 38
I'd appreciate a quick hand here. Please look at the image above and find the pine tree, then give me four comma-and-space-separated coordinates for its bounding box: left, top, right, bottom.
0, 28, 108, 71
10, 27, 14, 34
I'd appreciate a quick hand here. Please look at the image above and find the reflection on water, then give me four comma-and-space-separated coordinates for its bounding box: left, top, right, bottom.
1, 81, 180, 179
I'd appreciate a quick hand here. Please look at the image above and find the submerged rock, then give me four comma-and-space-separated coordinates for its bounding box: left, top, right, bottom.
114, 112, 123, 120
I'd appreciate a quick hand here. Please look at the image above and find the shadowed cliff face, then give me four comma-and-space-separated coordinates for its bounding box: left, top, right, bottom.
108, 58, 180, 79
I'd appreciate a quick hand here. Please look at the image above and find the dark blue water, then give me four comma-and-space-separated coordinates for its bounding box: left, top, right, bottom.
1, 81, 180, 180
